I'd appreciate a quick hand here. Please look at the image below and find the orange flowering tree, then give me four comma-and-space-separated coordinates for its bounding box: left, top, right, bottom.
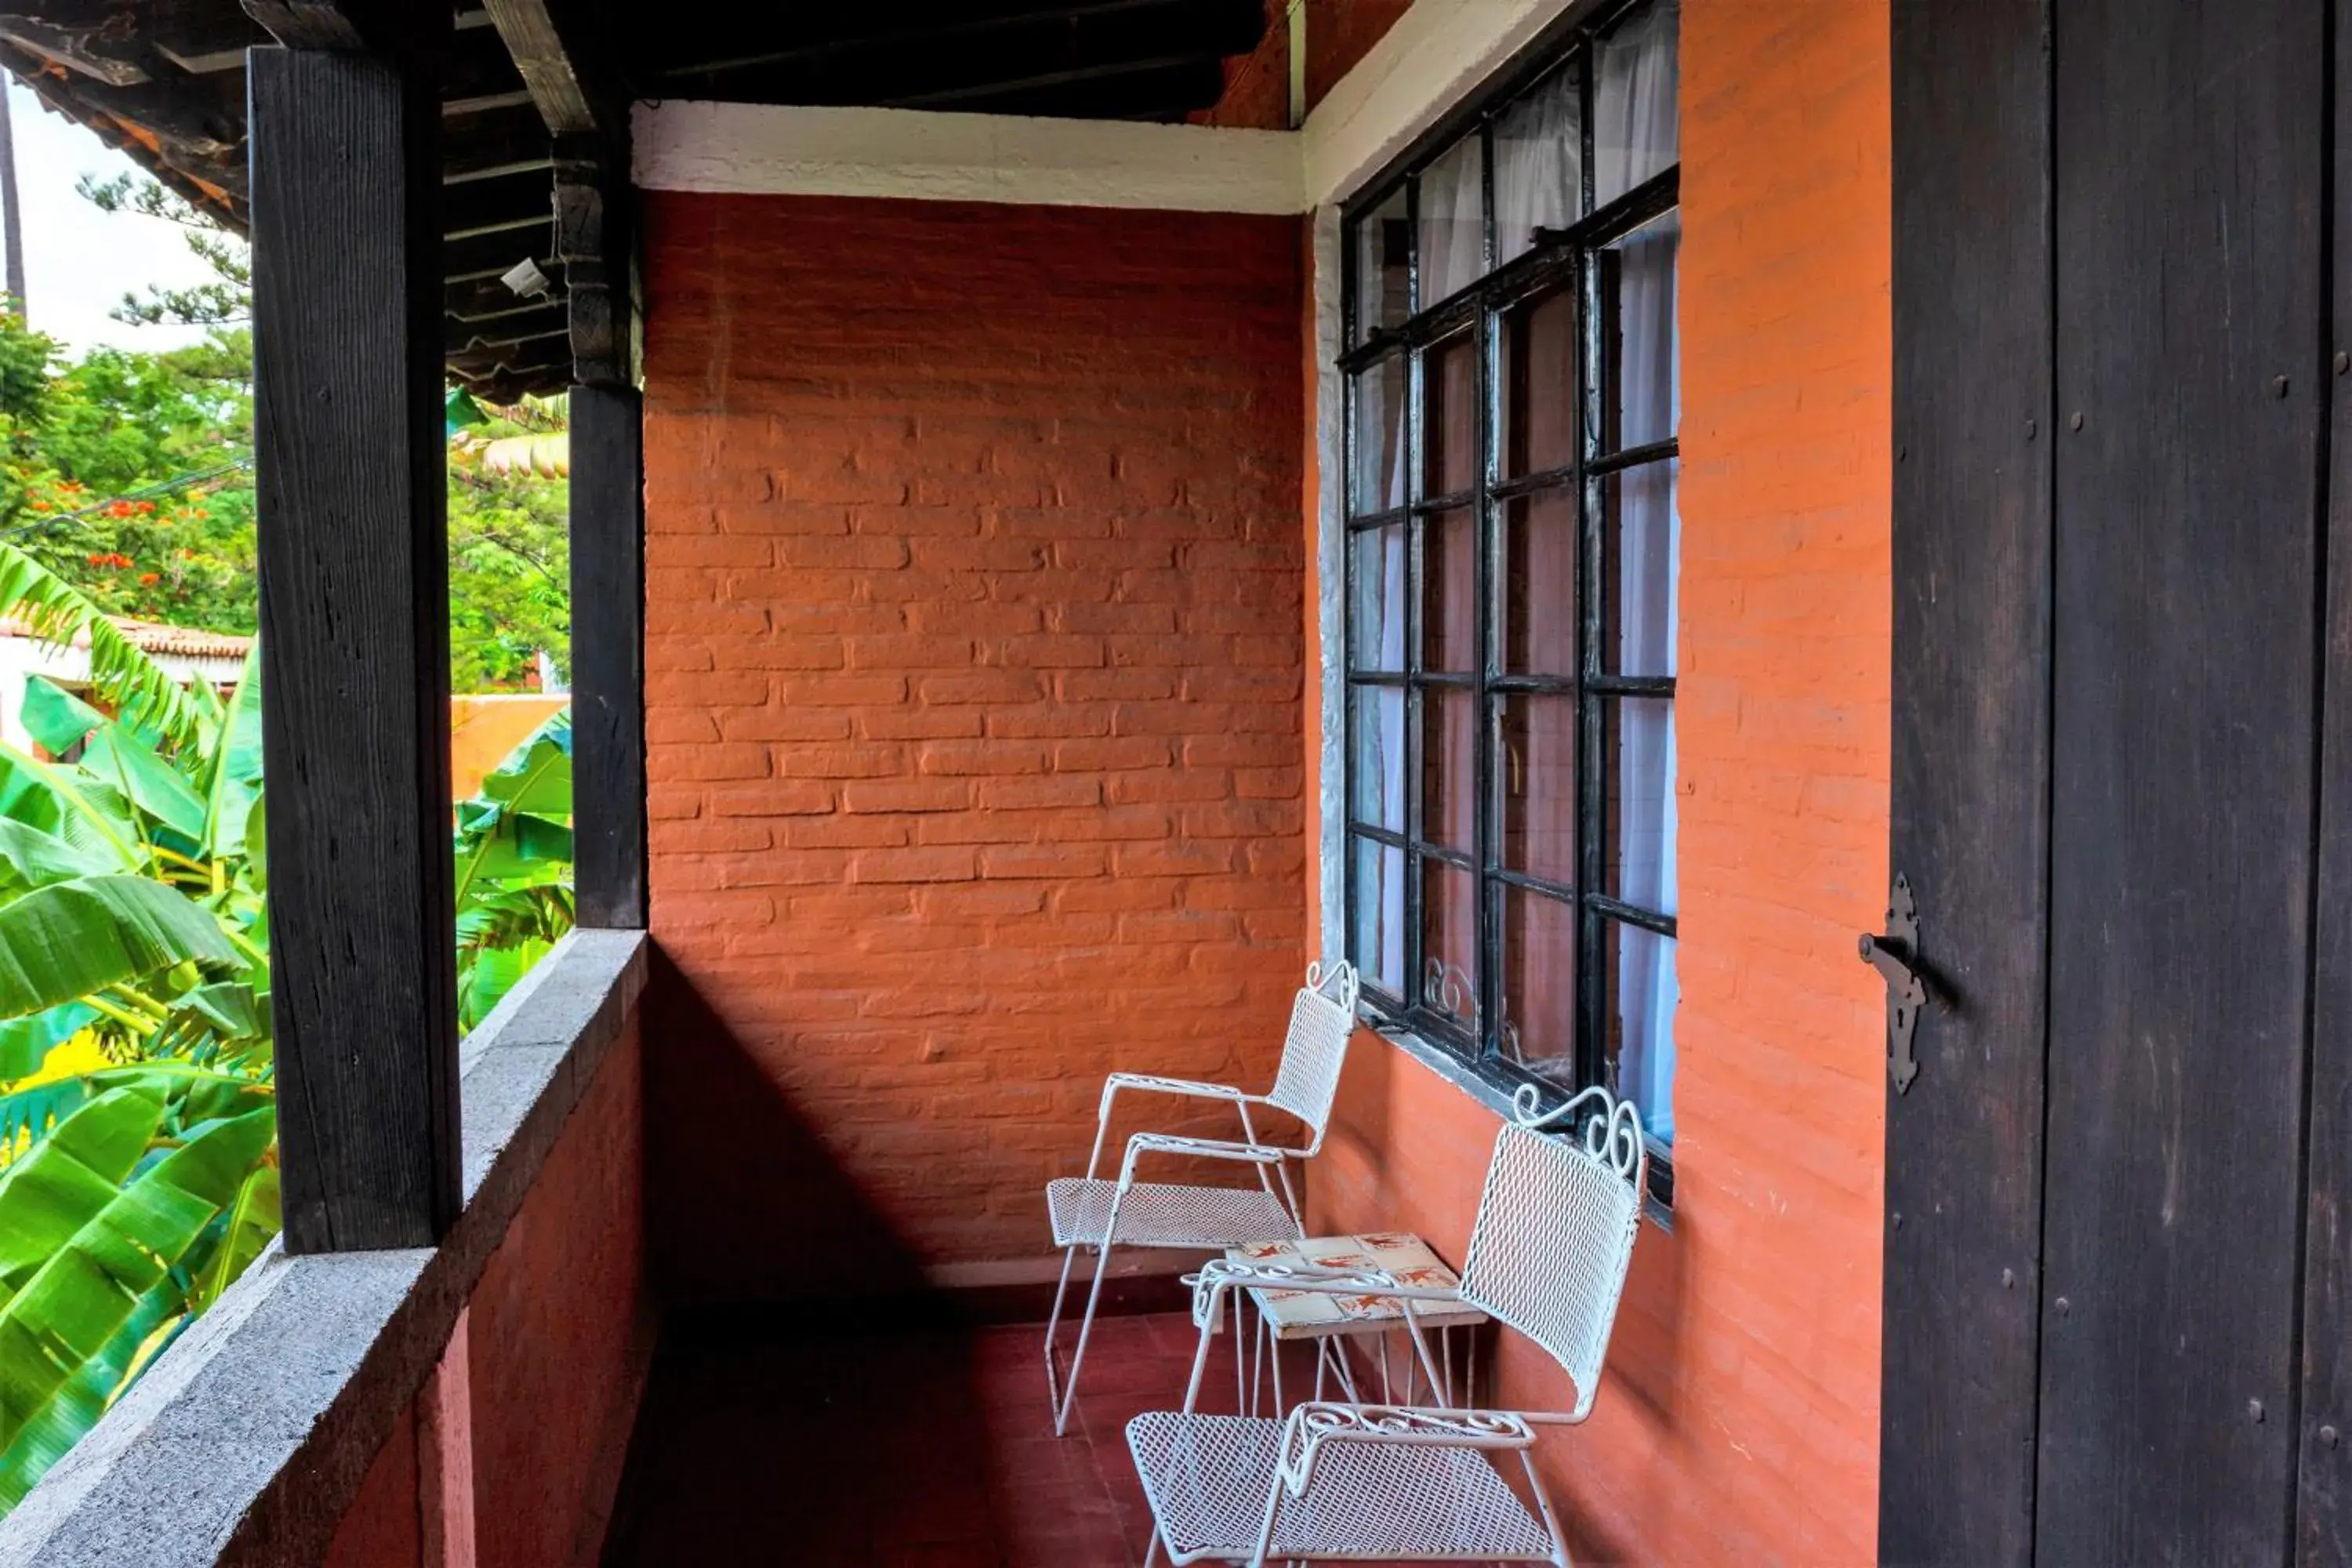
0, 319, 256, 633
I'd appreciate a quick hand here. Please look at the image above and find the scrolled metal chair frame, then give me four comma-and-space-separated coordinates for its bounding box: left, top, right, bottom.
1128, 1081, 1650, 1567
1041, 960, 1360, 1436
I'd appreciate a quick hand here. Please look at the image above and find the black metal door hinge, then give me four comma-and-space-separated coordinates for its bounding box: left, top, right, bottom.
1860, 873, 1929, 1094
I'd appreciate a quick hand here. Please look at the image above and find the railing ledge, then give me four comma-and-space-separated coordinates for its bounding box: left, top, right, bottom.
0, 927, 651, 1568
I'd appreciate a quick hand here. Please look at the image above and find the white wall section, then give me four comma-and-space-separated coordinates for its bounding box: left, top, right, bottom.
632, 100, 1302, 213
633, 0, 1569, 213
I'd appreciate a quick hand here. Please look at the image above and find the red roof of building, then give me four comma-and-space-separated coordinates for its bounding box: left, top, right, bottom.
0, 615, 252, 662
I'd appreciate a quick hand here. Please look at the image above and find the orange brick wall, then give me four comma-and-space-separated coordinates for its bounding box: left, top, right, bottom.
640, 193, 1310, 1300
1309, 2, 1891, 1560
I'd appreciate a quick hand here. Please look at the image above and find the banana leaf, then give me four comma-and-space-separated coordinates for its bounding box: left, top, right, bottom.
0, 1065, 267, 1160
0, 545, 208, 757
453, 710, 572, 907
0, 875, 237, 1021
0, 1105, 273, 1508
243, 794, 265, 893
459, 935, 552, 1030
0, 748, 139, 873
0, 820, 111, 895
16, 680, 103, 760
0, 1276, 174, 1512
0, 1001, 100, 1082
464, 707, 572, 820
78, 724, 206, 846
0, 1089, 163, 1302
165, 982, 265, 1045
199, 649, 262, 864
194, 1164, 278, 1313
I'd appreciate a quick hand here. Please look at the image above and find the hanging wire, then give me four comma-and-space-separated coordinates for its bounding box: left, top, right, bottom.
1, 456, 253, 538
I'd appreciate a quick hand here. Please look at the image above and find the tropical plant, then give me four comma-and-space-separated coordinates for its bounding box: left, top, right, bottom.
454, 706, 574, 1028
447, 394, 571, 693
0, 546, 574, 1513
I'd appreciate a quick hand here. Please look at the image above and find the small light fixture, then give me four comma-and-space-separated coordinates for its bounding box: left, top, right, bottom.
500, 258, 552, 301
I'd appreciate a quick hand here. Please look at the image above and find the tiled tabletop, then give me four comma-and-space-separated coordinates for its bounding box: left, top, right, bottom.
1224, 1231, 1490, 1340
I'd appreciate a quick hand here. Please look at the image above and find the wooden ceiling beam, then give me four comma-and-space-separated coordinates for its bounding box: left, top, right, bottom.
481, 0, 593, 136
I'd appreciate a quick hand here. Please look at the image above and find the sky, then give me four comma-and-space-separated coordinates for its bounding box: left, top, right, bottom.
4, 78, 224, 357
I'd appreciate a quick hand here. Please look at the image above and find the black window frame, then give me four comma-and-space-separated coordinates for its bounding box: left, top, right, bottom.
1339, 0, 1680, 1205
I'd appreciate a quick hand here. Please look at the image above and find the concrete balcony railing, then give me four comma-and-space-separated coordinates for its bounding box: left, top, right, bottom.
0, 932, 651, 1568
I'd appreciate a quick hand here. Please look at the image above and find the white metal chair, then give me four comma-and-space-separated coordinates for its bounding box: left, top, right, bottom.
1043, 959, 1360, 1436
1127, 1083, 1647, 1566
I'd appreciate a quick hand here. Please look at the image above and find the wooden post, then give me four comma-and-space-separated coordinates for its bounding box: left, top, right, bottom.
249, 35, 459, 1250
569, 380, 646, 929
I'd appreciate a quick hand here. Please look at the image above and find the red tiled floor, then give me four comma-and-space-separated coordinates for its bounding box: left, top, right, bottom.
601, 1308, 1484, 1566
602, 1310, 1256, 1566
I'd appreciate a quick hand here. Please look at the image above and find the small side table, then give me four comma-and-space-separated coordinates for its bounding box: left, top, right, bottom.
1222, 1232, 1490, 1415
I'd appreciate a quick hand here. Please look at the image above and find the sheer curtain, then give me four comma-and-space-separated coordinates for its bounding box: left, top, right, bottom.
1492, 69, 1581, 269
1598, 0, 1680, 1142
1417, 135, 1485, 309
1356, 373, 1410, 989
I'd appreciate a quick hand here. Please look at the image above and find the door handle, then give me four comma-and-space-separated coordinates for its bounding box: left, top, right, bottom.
1859, 873, 1929, 1094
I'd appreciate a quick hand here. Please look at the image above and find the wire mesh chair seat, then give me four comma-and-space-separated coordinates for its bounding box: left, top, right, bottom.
1047, 1178, 1298, 1250
1126, 1083, 1650, 1567
1128, 1410, 1555, 1564
1042, 960, 1361, 1436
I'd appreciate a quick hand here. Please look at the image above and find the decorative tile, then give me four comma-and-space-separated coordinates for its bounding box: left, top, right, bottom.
1225, 1232, 1490, 1339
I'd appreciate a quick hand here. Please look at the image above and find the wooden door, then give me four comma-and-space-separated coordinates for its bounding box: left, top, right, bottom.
1889, 0, 2349, 1560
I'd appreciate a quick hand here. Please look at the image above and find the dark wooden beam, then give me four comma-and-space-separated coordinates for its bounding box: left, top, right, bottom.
552, 136, 633, 387
481, 0, 606, 136
241, 0, 440, 56
568, 383, 644, 929
249, 41, 459, 1251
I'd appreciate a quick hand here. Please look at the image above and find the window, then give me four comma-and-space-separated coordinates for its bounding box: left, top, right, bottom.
1341, 0, 1681, 1173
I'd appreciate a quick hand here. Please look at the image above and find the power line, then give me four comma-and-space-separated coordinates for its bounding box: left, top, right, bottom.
2, 456, 252, 539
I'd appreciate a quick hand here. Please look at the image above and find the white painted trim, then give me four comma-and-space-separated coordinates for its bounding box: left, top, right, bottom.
1298, 0, 1573, 206
633, 100, 1303, 213
633, 0, 1570, 215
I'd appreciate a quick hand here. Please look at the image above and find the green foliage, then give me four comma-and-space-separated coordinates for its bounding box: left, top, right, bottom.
0, 314, 256, 634
74, 174, 251, 331
448, 399, 571, 692
0, 173, 572, 688
453, 708, 575, 1028
0, 619, 575, 1511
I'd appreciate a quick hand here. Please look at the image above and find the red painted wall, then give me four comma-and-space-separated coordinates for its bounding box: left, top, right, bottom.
465, 1019, 652, 1568
322, 1404, 421, 1568
1308, 2, 1892, 1561
639, 193, 1310, 1300
323, 1018, 649, 1568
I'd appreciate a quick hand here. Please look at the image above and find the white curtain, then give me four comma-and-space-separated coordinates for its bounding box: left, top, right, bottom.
1597, 0, 1679, 1143
1595, 0, 1679, 205
1492, 69, 1581, 269
1353, 530, 1408, 990
1417, 135, 1485, 309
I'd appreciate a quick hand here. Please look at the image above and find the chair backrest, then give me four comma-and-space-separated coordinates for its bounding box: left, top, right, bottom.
1264, 960, 1359, 1153
1457, 1087, 1647, 1421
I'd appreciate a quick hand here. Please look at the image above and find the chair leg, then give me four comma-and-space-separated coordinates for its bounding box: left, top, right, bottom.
1054, 1236, 1119, 1437
1041, 1243, 1082, 1415
1520, 1448, 1574, 1568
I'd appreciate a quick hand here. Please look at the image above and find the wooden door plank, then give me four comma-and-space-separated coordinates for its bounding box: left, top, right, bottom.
1886, 3, 2053, 1561
251, 44, 461, 1250
2299, 4, 2352, 1555
2042, 0, 2326, 1555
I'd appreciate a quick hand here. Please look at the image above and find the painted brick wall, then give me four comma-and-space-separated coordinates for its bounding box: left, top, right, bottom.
1309, 2, 1891, 1561
641, 193, 1309, 1300
324, 1017, 649, 1568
